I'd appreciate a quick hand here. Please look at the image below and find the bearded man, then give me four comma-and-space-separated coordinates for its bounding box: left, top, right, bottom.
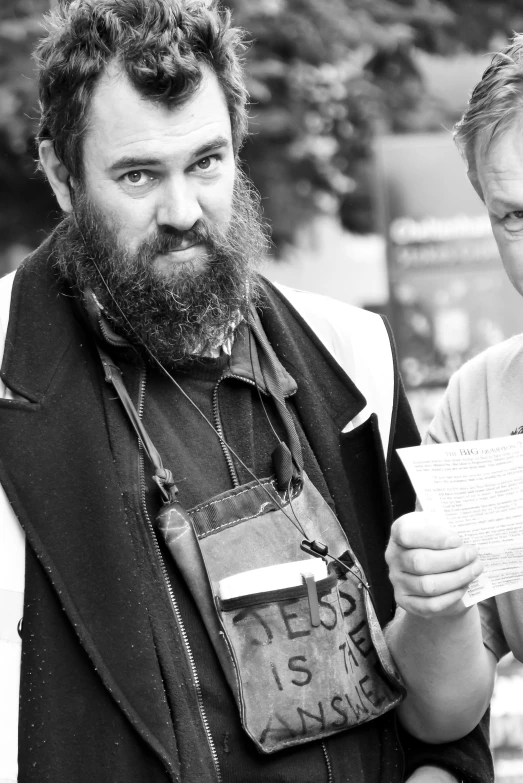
0, 1, 492, 782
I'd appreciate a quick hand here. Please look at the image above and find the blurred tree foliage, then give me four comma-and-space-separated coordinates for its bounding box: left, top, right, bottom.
2, 0, 523, 253
0, 0, 60, 252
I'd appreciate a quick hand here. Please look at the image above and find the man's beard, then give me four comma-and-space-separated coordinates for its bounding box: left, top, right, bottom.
53, 170, 269, 365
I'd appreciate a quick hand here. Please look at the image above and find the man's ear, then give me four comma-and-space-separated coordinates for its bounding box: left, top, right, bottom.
39, 141, 74, 213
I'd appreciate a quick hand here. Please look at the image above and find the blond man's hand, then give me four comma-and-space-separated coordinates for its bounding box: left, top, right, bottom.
386, 512, 484, 618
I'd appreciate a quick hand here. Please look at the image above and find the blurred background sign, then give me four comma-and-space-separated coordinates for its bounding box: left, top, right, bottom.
374, 132, 523, 390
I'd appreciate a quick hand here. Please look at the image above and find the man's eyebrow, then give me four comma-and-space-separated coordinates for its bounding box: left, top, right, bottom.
109, 155, 163, 172
192, 137, 231, 159
489, 196, 523, 214
108, 137, 231, 172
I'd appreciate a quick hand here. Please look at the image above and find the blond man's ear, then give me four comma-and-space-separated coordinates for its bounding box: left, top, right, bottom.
39, 140, 74, 213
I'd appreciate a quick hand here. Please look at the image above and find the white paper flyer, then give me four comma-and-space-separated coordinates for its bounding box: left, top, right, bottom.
397, 434, 523, 606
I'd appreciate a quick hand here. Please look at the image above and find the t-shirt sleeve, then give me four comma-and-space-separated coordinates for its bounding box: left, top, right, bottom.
424, 371, 467, 445
479, 597, 510, 661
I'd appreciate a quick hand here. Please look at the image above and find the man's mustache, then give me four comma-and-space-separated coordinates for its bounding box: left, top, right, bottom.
139, 220, 214, 256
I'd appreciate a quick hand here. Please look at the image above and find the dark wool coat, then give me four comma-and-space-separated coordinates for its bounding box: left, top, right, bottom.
0, 235, 493, 783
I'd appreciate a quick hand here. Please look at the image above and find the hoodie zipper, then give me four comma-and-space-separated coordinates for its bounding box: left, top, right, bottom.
211, 371, 298, 489
322, 741, 334, 783
212, 375, 257, 488
137, 366, 222, 783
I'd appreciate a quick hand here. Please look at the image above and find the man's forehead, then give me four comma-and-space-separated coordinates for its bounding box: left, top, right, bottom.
474, 117, 523, 202
476, 116, 523, 173
84, 60, 232, 165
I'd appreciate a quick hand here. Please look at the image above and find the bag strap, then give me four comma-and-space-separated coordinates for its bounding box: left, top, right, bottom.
272, 283, 395, 460
95, 344, 177, 503
248, 307, 303, 486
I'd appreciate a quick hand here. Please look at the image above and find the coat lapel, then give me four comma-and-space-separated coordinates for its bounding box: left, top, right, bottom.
259, 278, 367, 432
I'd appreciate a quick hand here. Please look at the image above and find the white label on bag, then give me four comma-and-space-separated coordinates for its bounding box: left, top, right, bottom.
219, 558, 328, 600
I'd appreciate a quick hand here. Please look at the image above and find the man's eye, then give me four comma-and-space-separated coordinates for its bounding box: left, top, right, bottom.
505, 211, 523, 232
122, 171, 153, 187
196, 155, 218, 171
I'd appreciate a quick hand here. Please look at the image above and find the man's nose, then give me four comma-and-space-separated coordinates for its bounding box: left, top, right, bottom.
155, 178, 203, 232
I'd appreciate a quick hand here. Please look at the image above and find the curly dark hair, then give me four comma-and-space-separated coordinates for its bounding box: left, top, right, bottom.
35, 0, 249, 178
